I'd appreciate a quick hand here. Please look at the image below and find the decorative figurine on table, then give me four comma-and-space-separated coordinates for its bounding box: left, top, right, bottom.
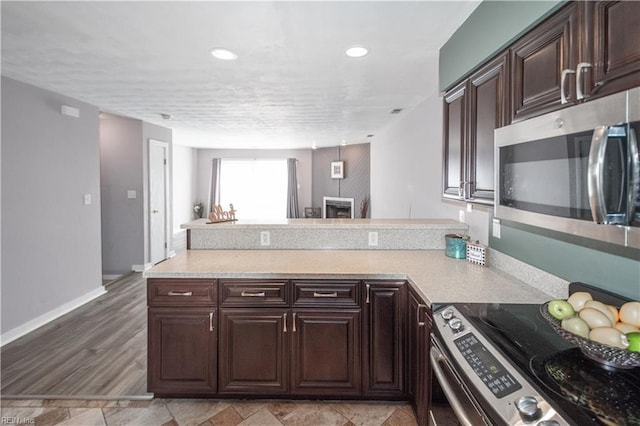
208, 204, 237, 223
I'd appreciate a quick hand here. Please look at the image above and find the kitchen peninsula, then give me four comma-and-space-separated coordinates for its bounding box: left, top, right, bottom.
146, 219, 567, 424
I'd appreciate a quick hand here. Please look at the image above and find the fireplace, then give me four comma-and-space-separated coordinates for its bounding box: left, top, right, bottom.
323, 196, 354, 219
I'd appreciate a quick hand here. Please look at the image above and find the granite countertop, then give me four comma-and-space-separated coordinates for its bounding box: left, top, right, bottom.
145, 249, 557, 306
181, 218, 467, 230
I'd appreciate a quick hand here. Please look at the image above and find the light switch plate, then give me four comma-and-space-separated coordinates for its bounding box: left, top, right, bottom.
127, 190, 137, 199
83, 194, 92, 205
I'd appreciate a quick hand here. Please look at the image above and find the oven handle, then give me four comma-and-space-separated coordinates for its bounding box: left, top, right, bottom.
627, 128, 639, 224
430, 343, 479, 426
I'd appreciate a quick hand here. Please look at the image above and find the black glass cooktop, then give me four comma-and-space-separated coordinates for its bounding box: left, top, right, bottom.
439, 303, 640, 425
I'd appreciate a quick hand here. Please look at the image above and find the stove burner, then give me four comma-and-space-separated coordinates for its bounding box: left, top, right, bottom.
530, 348, 640, 425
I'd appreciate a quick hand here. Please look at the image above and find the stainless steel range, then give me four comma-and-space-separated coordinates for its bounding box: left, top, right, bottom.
430, 284, 640, 425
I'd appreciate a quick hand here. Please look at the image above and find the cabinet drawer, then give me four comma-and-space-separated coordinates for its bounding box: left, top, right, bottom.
293, 280, 360, 307
148, 279, 217, 306
220, 280, 289, 306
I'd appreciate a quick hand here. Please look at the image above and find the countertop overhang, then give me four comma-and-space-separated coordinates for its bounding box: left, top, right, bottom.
145, 249, 557, 306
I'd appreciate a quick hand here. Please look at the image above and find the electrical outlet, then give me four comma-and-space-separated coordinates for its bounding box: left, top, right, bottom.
260, 231, 271, 246
492, 219, 501, 239
459, 210, 465, 223
368, 231, 379, 247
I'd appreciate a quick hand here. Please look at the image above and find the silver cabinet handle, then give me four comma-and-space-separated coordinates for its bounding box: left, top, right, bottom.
576, 62, 592, 100
167, 291, 193, 296
283, 313, 288, 333
152, 209, 159, 214
292, 312, 297, 333
366, 283, 371, 304
560, 68, 575, 104
313, 291, 338, 298
209, 312, 214, 332
241, 291, 266, 297
417, 304, 427, 327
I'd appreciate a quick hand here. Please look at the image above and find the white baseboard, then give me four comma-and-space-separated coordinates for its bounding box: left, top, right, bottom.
102, 274, 122, 281
1, 287, 107, 347
168, 250, 176, 258
132, 263, 153, 272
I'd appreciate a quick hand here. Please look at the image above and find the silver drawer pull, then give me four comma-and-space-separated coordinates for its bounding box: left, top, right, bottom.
167, 291, 193, 296
241, 291, 266, 297
313, 291, 338, 298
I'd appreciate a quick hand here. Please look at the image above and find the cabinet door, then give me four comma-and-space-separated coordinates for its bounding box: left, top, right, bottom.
407, 289, 431, 426
442, 81, 467, 200
363, 281, 406, 397
583, 1, 640, 99
291, 310, 361, 396
148, 308, 217, 395
467, 54, 508, 204
511, 3, 579, 122
218, 308, 289, 395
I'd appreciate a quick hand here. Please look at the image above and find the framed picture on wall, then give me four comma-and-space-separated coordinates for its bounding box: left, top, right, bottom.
331, 161, 344, 179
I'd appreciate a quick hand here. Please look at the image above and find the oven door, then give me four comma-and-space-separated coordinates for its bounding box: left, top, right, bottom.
429, 336, 490, 426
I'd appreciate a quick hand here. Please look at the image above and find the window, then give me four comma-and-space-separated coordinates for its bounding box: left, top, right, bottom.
219, 159, 288, 220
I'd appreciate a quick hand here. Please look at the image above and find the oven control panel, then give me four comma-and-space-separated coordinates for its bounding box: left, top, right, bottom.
433, 305, 570, 425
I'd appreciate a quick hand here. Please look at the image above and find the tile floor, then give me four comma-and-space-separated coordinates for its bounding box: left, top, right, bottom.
0, 398, 420, 426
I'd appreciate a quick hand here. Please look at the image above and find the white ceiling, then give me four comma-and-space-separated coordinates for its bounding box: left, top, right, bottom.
1, 1, 480, 149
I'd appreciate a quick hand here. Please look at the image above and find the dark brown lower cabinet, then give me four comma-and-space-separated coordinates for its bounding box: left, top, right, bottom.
408, 288, 432, 426
363, 281, 406, 397
291, 310, 361, 395
148, 307, 217, 395
218, 309, 289, 395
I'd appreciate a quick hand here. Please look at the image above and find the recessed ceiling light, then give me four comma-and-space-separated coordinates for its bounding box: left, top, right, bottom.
345, 46, 368, 58
210, 48, 238, 61
341, 140, 347, 146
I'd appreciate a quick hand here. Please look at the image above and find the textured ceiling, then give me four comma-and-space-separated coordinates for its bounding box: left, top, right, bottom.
1, 1, 480, 149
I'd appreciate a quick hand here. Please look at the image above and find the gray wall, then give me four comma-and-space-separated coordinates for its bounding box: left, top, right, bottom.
195, 148, 312, 220
99, 114, 144, 275
439, 0, 563, 91
312, 144, 371, 217
99, 115, 172, 275
1, 77, 103, 333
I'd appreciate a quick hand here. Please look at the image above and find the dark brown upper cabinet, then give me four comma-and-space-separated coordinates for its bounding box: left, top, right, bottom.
443, 53, 508, 205
511, 1, 639, 122
580, 1, 640, 100
511, 2, 579, 122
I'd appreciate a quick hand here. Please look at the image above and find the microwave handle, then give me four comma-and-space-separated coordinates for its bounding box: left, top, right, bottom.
588, 126, 609, 223
627, 128, 639, 223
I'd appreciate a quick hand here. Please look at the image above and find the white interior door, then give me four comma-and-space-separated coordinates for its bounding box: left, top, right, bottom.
149, 140, 168, 265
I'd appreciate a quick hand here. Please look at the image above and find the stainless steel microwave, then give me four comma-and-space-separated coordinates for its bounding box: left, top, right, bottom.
494, 87, 639, 249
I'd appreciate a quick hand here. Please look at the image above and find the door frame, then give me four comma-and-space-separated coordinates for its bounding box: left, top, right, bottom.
148, 139, 170, 264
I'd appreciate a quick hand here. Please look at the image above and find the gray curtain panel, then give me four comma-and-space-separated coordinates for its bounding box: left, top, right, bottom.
207, 158, 221, 216
287, 158, 300, 218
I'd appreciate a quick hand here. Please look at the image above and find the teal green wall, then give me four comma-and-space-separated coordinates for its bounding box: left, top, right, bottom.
439, 0, 564, 92
490, 221, 640, 300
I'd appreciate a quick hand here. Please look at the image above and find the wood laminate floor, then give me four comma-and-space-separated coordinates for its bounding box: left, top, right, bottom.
1, 273, 148, 397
